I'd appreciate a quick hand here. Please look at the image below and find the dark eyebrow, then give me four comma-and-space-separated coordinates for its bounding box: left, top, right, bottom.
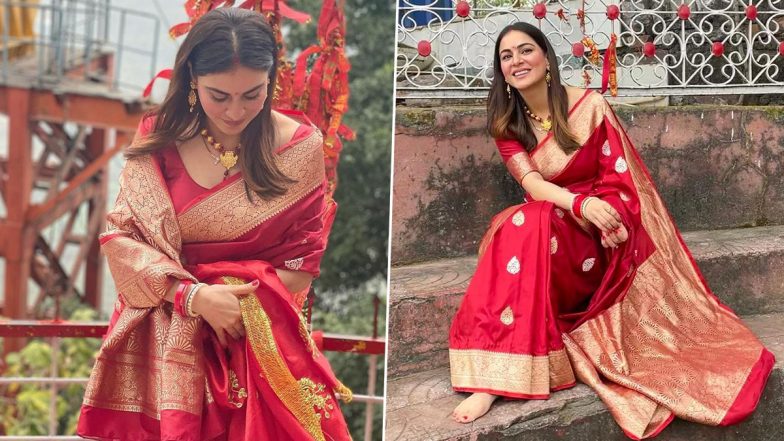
500, 42, 534, 54
204, 83, 266, 95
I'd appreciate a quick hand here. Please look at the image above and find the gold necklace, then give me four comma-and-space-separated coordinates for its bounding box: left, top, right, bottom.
200, 128, 241, 178
524, 106, 552, 132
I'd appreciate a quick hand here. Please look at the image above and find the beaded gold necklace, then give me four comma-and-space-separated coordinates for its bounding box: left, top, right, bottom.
200, 128, 241, 178
523, 106, 552, 132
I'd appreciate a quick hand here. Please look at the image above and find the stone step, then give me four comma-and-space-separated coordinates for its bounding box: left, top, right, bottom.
384, 313, 784, 441
392, 105, 784, 264
388, 225, 784, 378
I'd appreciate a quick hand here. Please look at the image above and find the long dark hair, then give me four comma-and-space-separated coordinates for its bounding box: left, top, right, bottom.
487, 22, 580, 154
126, 7, 294, 199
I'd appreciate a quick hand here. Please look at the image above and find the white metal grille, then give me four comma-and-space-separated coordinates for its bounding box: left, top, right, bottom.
396, 0, 784, 98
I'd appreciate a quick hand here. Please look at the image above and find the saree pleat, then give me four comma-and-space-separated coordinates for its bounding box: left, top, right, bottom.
448, 90, 774, 439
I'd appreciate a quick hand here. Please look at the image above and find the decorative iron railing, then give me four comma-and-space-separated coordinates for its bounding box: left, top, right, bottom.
396, 0, 784, 98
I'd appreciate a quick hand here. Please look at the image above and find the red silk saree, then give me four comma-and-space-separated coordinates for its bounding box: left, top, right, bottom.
449, 90, 775, 439
77, 112, 352, 441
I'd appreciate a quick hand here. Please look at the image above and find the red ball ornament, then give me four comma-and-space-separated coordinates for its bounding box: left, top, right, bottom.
643, 42, 656, 58
746, 5, 758, 20
533, 3, 547, 19
417, 40, 432, 57
711, 41, 724, 57
456, 1, 471, 18
572, 42, 585, 57
606, 5, 620, 21
779, 41, 784, 57
677, 4, 690, 20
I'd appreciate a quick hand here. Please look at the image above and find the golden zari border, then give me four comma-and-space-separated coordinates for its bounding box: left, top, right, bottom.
506, 151, 538, 184
178, 130, 326, 243
531, 92, 605, 180
108, 155, 185, 262
83, 306, 205, 418
561, 105, 767, 438
236, 280, 329, 441
449, 348, 574, 396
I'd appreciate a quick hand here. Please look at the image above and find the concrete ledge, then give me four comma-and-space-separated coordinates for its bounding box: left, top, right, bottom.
392, 105, 784, 264
385, 313, 784, 441
388, 226, 784, 378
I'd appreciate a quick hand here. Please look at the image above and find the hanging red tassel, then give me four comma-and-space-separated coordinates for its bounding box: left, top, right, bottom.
142, 69, 173, 98
238, 0, 310, 23
601, 33, 618, 96
291, 0, 353, 200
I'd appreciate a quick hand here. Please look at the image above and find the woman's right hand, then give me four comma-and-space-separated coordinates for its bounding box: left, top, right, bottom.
190, 279, 259, 347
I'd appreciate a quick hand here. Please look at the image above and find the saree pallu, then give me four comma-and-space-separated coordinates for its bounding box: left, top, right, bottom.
77, 114, 352, 441
449, 90, 775, 439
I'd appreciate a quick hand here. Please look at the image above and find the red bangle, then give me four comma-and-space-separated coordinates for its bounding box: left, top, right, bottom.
174, 281, 191, 317
571, 194, 588, 219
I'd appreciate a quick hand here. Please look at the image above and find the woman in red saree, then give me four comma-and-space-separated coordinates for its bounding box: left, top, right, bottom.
449, 22, 775, 439
77, 8, 351, 441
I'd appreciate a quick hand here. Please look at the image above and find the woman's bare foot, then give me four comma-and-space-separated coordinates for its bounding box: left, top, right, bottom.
451, 392, 498, 423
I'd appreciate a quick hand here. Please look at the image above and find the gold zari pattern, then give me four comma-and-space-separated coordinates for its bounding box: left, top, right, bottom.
239, 285, 329, 441
500, 306, 514, 326
178, 130, 325, 243
506, 151, 539, 184
449, 348, 575, 396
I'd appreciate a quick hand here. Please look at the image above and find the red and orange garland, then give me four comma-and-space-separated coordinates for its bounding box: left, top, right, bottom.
571, 0, 618, 96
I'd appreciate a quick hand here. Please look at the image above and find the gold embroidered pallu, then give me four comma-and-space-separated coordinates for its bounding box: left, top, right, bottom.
449, 91, 774, 439
78, 123, 353, 441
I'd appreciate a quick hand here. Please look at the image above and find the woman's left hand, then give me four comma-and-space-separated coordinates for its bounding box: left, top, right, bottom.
601, 224, 628, 248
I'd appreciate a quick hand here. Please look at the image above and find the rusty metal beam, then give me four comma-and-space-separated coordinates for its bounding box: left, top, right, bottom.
25, 138, 124, 228
3, 88, 33, 335
0, 86, 148, 132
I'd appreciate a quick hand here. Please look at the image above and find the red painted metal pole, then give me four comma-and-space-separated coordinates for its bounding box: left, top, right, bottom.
3, 87, 33, 352
83, 128, 108, 311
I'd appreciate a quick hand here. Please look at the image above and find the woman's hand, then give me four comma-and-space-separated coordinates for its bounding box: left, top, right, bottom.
583, 197, 623, 233
601, 224, 629, 249
190, 280, 259, 347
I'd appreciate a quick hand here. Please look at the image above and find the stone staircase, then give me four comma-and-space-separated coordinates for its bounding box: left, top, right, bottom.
385, 103, 784, 440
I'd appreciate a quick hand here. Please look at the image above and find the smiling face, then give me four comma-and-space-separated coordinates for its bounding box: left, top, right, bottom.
195, 65, 270, 138
498, 30, 549, 92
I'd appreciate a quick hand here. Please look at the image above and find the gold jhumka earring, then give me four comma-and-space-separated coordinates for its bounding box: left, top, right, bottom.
188, 81, 198, 113
545, 67, 552, 88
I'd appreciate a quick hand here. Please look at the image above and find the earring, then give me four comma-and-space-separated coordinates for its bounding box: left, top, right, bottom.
188, 80, 198, 113
545, 68, 552, 88
506, 83, 511, 99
